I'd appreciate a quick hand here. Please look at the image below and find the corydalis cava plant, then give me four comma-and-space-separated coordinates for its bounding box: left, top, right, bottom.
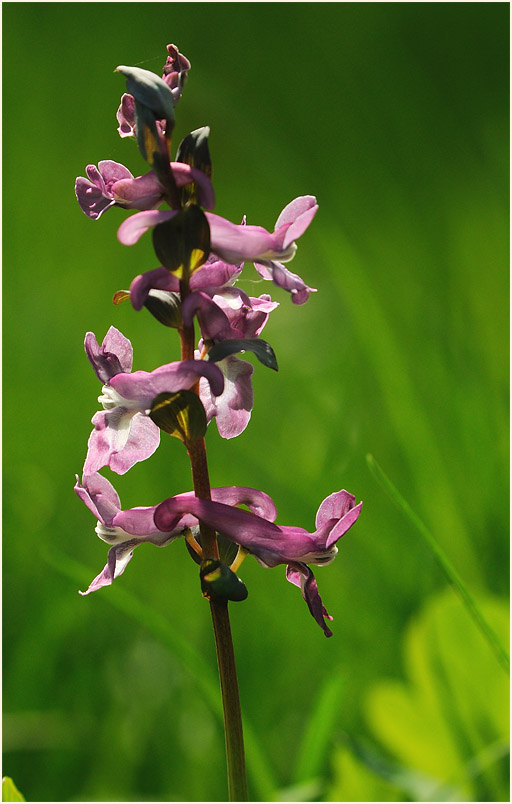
75, 43, 362, 800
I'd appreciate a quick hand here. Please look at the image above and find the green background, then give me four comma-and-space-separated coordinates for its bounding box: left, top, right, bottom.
3, 2, 509, 801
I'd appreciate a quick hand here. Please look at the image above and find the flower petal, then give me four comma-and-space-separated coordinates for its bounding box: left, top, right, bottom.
275, 195, 318, 249
84, 410, 160, 476
130, 267, 180, 310
286, 564, 333, 637
74, 472, 121, 526
109, 359, 225, 404
199, 356, 254, 439
154, 495, 315, 567
85, 326, 133, 383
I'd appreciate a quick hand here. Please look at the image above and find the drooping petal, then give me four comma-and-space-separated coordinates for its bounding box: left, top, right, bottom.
254, 260, 316, 305
106, 413, 161, 475
79, 528, 179, 596
286, 564, 333, 637
75, 178, 116, 219
79, 540, 137, 595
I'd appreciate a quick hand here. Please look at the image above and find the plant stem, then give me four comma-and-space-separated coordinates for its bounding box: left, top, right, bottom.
179, 301, 249, 800
210, 600, 249, 801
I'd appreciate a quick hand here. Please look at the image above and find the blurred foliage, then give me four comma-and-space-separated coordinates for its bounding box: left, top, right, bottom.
2, 777, 25, 803
328, 591, 509, 802
3, 2, 509, 802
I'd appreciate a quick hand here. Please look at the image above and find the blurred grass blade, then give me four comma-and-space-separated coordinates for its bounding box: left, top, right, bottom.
2, 777, 25, 802
366, 454, 510, 674
42, 547, 278, 801
293, 672, 345, 784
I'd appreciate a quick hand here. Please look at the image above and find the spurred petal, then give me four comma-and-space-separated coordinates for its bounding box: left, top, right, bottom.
154, 495, 315, 567
109, 359, 225, 403
118, 208, 307, 265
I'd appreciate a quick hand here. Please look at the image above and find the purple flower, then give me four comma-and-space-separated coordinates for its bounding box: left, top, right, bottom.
76, 473, 277, 595
161, 43, 191, 104
129, 256, 243, 312
83, 327, 224, 475
254, 196, 318, 304
117, 195, 318, 272
75, 472, 184, 595
116, 43, 190, 138
154, 488, 362, 636
75, 160, 215, 220
181, 290, 279, 439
